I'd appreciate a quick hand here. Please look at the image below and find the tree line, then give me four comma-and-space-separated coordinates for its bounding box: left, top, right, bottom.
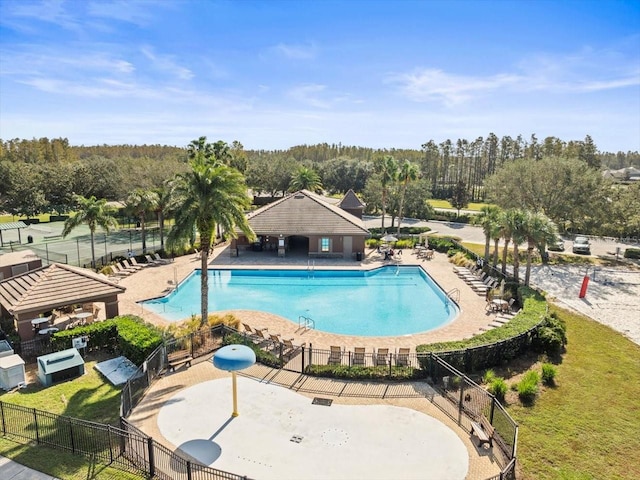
1, 135, 639, 238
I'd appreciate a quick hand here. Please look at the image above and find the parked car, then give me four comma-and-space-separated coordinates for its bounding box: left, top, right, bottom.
572, 236, 591, 255
548, 237, 565, 252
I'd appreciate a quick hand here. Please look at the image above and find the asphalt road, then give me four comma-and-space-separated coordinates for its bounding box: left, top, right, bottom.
364, 216, 638, 259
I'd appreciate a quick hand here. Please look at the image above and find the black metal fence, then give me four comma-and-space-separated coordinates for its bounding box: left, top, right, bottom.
0, 401, 248, 480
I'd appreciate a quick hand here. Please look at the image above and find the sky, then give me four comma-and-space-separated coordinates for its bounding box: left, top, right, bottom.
1, 0, 639, 153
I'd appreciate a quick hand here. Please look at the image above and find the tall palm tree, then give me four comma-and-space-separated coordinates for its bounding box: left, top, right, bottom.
62, 195, 118, 268
154, 181, 175, 250
523, 211, 557, 286
167, 154, 255, 325
289, 166, 323, 193
396, 160, 420, 235
125, 189, 159, 253
498, 210, 515, 276
475, 205, 501, 264
510, 209, 528, 283
374, 155, 398, 231
187, 136, 215, 161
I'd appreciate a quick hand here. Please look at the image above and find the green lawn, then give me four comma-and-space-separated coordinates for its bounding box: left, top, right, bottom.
0, 360, 121, 425
0, 359, 131, 479
509, 305, 640, 480
427, 199, 490, 211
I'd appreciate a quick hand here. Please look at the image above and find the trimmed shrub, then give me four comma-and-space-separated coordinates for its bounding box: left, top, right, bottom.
115, 316, 164, 365
489, 377, 508, 403
532, 312, 567, 356
624, 248, 640, 259
541, 363, 557, 386
50, 320, 119, 352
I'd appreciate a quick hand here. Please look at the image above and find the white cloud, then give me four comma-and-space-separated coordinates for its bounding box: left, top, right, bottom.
391, 46, 640, 105
3, 0, 82, 32
140, 46, 193, 81
287, 84, 330, 108
271, 42, 317, 60
87, 0, 158, 26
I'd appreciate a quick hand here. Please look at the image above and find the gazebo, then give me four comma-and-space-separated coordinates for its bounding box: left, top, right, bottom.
0, 263, 125, 340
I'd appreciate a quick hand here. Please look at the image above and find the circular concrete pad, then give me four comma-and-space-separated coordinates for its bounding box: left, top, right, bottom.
158, 377, 469, 480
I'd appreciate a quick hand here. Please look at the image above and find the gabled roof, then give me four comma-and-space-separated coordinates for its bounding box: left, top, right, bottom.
338, 189, 365, 210
0, 263, 125, 316
244, 190, 370, 236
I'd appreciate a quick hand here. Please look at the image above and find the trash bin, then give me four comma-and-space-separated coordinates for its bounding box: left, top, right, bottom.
27, 235, 33, 244
356, 252, 362, 261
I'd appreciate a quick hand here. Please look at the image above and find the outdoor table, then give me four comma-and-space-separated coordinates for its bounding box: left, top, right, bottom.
72, 312, 93, 323
31, 316, 52, 328
38, 327, 59, 335
491, 299, 508, 311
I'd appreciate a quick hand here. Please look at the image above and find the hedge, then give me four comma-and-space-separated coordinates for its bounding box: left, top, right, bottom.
50, 315, 163, 366
415, 286, 547, 372
624, 248, 640, 259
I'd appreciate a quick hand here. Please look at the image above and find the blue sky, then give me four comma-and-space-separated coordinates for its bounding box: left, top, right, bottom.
1, 0, 639, 153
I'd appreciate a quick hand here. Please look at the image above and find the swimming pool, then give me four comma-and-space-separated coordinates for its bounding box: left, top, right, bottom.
141, 266, 458, 336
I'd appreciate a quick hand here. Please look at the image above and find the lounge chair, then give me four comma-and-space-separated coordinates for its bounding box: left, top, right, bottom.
242, 323, 267, 335
110, 263, 132, 276
153, 253, 172, 265
328, 346, 343, 365
352, 347, 366, 366
129, 257, 149, 268
120, 260, 139, 272
396, 348, 410, 367
144, 254, 162, 266
375, 348, 389, 366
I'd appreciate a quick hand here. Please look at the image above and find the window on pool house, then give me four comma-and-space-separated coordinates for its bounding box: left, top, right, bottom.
321, 238, 330, 252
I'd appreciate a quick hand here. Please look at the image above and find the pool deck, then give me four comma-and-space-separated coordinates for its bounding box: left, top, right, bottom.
119, 244, 500, 353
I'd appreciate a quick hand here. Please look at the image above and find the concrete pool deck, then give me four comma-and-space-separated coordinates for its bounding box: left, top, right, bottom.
119, 244, 500, 352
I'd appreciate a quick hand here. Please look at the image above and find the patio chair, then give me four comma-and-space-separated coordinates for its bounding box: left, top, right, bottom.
120, 260, 139, 272
375, 348, 389, 366
111, 263, 132, 276
352, 347, 366, 366
153, 253, 172, 265
242, 323, 267, 335
128, 257, 148, 269
396, 348, 410, 367
282, 338, 305, 358
328, 346, 343, 365
144, 254, 162, 266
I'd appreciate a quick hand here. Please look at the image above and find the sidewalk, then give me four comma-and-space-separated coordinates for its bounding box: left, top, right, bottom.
0, 455, 59, 480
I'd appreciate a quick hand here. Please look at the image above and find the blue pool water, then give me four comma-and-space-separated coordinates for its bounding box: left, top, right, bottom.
141, 266, 458, 336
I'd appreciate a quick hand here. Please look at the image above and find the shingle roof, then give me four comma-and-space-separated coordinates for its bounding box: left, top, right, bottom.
244, 190, 370, 236
0, 263, 125, 316
338, 189, 365, 209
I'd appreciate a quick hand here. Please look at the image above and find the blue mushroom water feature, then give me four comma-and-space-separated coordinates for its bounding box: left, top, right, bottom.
212, 345, 256, 417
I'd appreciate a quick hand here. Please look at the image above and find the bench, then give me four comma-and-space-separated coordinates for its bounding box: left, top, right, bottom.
167, 350, 193, 372
470, 415, 495, 448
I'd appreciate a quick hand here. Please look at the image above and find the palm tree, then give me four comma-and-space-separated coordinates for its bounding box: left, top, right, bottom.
167, 154, 255, 325
289, 166, 323, 193
475, 205, 501, 264
510, 209, 528, 283
374, 155, 398, 231
154, 181, 174, 250
523, 211, 557, 286
498, 210, 515, 276
187, 136, 215, 161
62, 195, 118, 268
125, 189, 159, 253
396, 160, 420, 235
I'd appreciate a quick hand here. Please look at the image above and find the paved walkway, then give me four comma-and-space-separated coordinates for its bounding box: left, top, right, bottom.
0, 455, 59, 479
